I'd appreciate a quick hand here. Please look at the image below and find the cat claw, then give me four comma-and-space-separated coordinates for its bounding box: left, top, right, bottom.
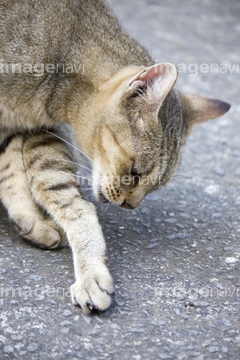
86, 302, 99, 313
70, 266, 114, 315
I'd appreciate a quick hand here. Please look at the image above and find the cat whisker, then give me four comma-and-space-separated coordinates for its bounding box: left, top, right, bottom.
136, 207, 144, 225
73, 163, 92, 173
174, 172, 194, 180
173, 172, 202, 184
166, 173, 197, 191
44, 130, 97, 167
76, 176, 93, 183
102, 202, 111, 214
165, 181, 175, 189
45, 156, 92, 174
51, 169, 93, 183
174, 172, 188, 177
74, 156, 93, 169
173, 175, 189, 183
175, 171, 204, 180
83, 193, 94, 200
120, 208, 126, 226
68, 172, 92, 181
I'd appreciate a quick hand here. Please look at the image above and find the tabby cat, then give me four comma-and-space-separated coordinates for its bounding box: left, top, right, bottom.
0, 0, 230, 314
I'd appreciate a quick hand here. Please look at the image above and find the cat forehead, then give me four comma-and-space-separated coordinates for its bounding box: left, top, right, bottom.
130, 131, 162, 170
129, 115, 162, 150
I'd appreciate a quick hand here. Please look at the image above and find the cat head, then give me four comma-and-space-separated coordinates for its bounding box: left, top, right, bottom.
80, 63, 230, 209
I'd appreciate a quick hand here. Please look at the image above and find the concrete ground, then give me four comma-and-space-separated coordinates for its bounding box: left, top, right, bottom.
0, 0, 239, 359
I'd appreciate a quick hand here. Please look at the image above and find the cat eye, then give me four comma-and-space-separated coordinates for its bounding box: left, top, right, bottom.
131, 163, 140, 177
131, 169, 140, 177
131, 165, 141, 185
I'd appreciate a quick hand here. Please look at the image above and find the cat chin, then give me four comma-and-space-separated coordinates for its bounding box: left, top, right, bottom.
121, 201, 136, 210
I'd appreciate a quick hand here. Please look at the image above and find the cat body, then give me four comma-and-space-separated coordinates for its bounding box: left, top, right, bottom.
0, 0, 230, 313
0, 0, 150, 130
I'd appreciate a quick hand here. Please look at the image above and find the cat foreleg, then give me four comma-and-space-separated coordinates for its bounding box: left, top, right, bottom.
23, 131, 114, 314
66, 205, 115, 314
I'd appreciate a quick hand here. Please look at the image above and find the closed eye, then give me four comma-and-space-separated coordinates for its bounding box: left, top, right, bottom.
130, 165, 141, 186
131, 169, 140, 177
131, 163, 141, 178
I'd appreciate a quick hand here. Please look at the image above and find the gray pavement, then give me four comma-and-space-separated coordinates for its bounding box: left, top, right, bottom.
0, 0, 240, 359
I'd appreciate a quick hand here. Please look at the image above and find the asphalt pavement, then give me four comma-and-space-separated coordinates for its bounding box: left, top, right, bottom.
0, 0, 239, 359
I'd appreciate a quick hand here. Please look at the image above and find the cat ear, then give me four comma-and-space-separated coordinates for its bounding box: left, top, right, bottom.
128, 63, 178, 111
181, 94, 231, 131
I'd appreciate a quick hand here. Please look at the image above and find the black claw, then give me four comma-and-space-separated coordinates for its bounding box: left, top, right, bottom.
87, 302, 98, 313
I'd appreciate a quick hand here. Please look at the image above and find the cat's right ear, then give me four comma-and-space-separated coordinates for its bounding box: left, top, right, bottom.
128, 63, 178, 112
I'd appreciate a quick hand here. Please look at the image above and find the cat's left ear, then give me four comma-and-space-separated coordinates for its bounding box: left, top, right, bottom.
128, 63, 178, 111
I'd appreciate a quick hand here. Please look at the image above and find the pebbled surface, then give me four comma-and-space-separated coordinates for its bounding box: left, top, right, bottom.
0, 0, 239, 359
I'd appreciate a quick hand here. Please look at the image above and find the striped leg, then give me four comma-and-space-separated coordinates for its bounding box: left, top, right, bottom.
22, 130, 114, 314
0, 134, 67, 249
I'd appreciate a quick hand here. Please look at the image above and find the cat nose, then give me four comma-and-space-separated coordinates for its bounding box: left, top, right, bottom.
121, 200, 135, 210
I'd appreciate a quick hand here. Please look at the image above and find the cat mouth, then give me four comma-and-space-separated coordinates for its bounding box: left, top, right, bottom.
121, 201, 135, 210
97, 190, 135, 210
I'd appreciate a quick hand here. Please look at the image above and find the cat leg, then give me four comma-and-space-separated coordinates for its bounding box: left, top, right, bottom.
0, 134, 67, 249
23, 130, 114, 314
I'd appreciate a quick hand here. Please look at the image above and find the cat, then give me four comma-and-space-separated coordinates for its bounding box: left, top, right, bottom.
0, 0, 230, 314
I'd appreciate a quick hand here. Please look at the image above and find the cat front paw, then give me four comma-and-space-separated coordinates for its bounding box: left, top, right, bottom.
70, 263, 115, 314
13, 215, 67, 249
